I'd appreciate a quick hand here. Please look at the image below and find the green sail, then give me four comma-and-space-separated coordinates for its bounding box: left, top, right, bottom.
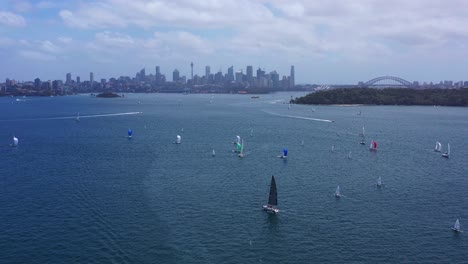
237, 142, 242, 152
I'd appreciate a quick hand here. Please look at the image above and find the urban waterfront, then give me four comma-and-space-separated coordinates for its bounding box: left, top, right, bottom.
1, 93, 467, 263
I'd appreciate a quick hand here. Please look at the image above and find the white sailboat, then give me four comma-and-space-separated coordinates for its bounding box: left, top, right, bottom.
238, 140, 245, 158
452, 219, 463, 233
442, 143, 450, 158
233, 135, 241, 145
376, 176, 382, 187
331, 145, 335, 152
434, 141, 442, 152
334, 185, 342, 197
175, 135, 181, 144
75, 112, 80, 122
347, 151, 352, 159
360, 127, 366, 145
12, 136, 19, 147
263, 176, 279, 213
212, 149, 216, 157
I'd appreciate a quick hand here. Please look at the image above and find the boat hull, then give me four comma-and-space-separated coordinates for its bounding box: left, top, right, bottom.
452, 228, 463, 233
263, 205, 279, 214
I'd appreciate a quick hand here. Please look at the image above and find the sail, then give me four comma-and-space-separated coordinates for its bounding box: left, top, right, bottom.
212, 149, 216, 156
128, 129, 133, 136
361, 126, 365, 136
268, 176, 278, 206
373, 141, 378, 149
240, 140, 244, 154
377, 177, 382, 186
237, 142, 242, 152
13, 136, 18, 146
236, 135, 241, 144
335, 185, 340, 195
454, 219, 460, 230
176, 135, 181, 143
447, 143, 450, 155
283, 148, 288, 157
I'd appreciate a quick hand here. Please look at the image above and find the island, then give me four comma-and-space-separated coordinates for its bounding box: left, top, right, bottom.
96, 92, 121, 98
292, 88, 468, 107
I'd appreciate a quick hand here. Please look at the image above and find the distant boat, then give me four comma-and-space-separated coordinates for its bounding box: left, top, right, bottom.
357, 110, 362, 115
288, 104, 291, 110
212, 149, 216, 157
452, 219, 463, 233
442, 143, 450, 158
334, 185, 342, 198
331, 145, 335, 152
75, 112, 80, 122
369, 140, 377, 151
301, 140, 304, 146
348, 151, 352, 159
263, 175, 279, 213
250, 128, 254, 137
11, 136, 18, 147
277, 148, 288, 159
238, 140, 245, 158
360, 127, 366, 145
175, 135, 181, 144
376, 176, 382, 187
127, 129, 133, 139
434, 141, 442, 152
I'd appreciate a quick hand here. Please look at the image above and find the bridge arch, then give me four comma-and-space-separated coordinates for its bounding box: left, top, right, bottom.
363, 76, 412, 87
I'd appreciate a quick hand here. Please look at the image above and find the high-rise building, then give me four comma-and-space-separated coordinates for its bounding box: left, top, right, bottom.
246, 66, 253, 84
76, 76, 80, 84
270, 71, 279, 89
34, 78, 41, 89
205, 66, 210, 79
190, 62, 194, 81
290, 65, 295, 88
227, 66, 234, 81
256, 67, 265, 79
90, 72, 94, 83
173, 69, 180, 82
235, 70, 243, 83
66, 73, 72, 84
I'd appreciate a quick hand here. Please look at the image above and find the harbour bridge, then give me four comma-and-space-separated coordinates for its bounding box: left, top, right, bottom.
361, 76, 413, 88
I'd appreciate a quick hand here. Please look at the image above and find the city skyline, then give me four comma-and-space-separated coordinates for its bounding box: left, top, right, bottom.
1, 1, 468, 83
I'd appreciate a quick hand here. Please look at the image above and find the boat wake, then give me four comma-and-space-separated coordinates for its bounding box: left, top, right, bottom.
262, 110, 334, 123
0, 112, 143, 122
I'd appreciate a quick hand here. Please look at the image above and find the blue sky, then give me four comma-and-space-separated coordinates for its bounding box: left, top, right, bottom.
1, 0, 468, 84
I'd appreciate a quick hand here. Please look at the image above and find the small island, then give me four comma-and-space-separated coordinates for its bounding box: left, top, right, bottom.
96, 92, 121, 98
292, 88, 468, 107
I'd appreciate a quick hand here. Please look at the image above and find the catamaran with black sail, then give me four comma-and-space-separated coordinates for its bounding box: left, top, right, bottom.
263, 175, 279, 213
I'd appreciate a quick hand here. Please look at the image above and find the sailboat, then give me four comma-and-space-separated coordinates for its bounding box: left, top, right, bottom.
263, 175, 279, 213
75, 112, 80, 122
11, 136, 19, 147
359, 127, 366, 145
357, 110, 362, 115
175, 135, 181, 144
238, 140, 245, 158
212, 149, 216, 157
376, 176, 382, 187
334, 185, 342, 198
331, 145, 335, 152
348, 151, 352, 159
434, 141, 442, 152
452, 219, 463, 233
277, 148, 288, 159
369, 140, 377, 151
127, 129, 133, 139
442, 143, 450, 158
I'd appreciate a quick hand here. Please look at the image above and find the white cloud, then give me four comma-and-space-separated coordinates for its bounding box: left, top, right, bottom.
14, 1, 33, 13
0, 11, 26, 27
19, 50, 56, 61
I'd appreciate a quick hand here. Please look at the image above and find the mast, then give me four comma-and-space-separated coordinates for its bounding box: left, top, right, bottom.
268, 176, 278, 206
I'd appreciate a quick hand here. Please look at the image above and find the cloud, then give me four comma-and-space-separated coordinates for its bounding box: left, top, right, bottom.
14, 1, 33, 13
0, 11, 26, 27
19, 50, 56, 61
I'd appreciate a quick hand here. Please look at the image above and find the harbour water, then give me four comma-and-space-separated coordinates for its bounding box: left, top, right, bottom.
1, 93, 467, 263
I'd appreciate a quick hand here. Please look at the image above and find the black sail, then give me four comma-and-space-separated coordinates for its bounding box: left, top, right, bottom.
268, 175, 278, 206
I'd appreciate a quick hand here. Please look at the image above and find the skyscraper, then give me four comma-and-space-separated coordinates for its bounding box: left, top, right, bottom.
246, 66, 253, 84
205, 66, 210, 78
190, 62, 194, 81
90, 72, 94, 83
290, 65, 295, 88
76, 76, 80, 84
227, 66, 234, 81
155, 66, 160, 75
173, 69, 180, 82
66, 73, 72, 84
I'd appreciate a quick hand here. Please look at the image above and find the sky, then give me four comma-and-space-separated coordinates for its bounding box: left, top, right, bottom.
1, 0, 467, 84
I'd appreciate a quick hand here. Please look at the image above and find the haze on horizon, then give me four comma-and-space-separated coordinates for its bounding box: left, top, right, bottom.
1, 0, 467, 84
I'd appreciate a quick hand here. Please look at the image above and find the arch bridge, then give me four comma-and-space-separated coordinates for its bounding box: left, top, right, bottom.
362, 76, 413, 88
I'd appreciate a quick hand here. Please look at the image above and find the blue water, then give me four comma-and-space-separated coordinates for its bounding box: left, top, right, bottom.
1, 93, 467, 263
